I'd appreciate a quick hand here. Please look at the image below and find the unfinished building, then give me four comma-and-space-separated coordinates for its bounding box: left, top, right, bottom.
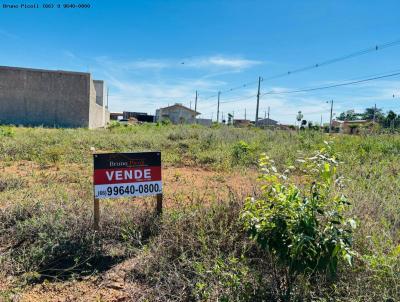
0, 66, 110, 128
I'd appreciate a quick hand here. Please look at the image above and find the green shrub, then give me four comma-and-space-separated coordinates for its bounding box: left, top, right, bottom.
107, 120, 122, 130
43, 145, 64, 165
232, 140, 256, 165
161, 118, 171, 126
0, 126, 15, 137
241, 142, 356, 298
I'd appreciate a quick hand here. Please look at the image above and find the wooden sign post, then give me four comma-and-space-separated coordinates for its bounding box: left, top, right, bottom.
156, 193, 163, 215
93, 152, 162, 230
93, 198, 100, 230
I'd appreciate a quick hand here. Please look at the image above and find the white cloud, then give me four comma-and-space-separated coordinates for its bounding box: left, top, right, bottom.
85, 52, 400, 123
126, 60, 170, 70
63, 50, 76, 59
103, 73, 225, 113
184, 56, 262, 70
94, 55, 262, 72
89, 54, 259, 113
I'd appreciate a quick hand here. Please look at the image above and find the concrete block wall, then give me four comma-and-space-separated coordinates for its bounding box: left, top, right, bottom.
94, 80, 107, 107
0, 66, 109, 129
0, 66, 90, 127
89, 76, 110, 128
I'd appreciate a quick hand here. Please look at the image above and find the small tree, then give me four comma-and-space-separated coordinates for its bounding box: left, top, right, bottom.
337, 110, 361, 121
241, 142, 356, 299
362, 107, 384, 121
386, 110, 397, 129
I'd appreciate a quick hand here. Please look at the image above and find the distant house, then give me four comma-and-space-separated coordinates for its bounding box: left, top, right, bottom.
331, 120, 342, 128
110, 112, 123, 120
196, 118, 212, 126
233, 119, 251, 127
257, 118, 278, 127
276, 124, 296, 130
123, 111, 155, 123
155, 103, 200, 124
332, 119, 372, 134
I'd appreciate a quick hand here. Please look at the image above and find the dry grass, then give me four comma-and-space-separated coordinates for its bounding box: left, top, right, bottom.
0, 125, 399, 301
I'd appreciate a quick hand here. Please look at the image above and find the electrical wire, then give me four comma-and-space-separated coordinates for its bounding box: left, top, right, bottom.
198, 38, 400, 99
261, 71, 400, 96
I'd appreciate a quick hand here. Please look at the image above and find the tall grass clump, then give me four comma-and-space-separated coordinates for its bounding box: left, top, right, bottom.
129, 196, 276, 301
0, 197, 159, 283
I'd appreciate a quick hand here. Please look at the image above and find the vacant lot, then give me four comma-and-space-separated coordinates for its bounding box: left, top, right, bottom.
0, 124, 399, 301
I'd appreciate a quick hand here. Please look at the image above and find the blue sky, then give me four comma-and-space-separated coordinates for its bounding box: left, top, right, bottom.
1, 0, 400, 124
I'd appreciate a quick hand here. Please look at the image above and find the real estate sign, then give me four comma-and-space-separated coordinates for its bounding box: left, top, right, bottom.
93, 152, 162, 199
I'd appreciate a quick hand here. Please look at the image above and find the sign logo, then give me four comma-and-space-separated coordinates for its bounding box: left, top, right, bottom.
93, 152, 162, 199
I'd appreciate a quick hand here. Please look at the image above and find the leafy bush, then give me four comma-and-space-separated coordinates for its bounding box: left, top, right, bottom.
43, 145, 65, 165
241, 142, 356, 298
161, 118, 171, 126
232, 140, 256, 165
106, 120, 122, 130
0, 126, 15, 137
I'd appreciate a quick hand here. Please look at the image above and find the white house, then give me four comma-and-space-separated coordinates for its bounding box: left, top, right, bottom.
155, 103, 200, 124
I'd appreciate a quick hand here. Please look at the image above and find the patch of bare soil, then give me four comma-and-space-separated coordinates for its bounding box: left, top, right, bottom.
162, 166, 258, 204
0, 162, 259, 301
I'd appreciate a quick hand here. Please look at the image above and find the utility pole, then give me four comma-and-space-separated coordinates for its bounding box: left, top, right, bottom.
329, 100, 334, 133
264, 110, 266, 119
217, 91, 221, 123
190, 101, 192, 109
373, 103, 377, 123
194, 90, 198, 123
267, 106, 270, 126
320, 114, 323, 133
255, 76, 262, 126
194, 90, 198, 113
245, 108, 247, 120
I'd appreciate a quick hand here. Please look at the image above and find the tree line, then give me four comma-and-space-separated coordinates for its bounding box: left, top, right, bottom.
337, 107, 400, 128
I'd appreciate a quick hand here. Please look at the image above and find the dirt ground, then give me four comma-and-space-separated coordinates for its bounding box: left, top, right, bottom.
0, 162, 258, 301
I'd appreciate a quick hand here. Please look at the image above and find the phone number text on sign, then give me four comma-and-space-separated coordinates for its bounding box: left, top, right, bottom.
93, 152, 162, 199
95, 182, 162, 198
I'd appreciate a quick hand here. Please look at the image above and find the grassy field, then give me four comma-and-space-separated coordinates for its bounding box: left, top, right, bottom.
0, 124, 399, 301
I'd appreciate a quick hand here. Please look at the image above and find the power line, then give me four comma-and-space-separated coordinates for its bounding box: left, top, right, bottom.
261, 71, 400, 96
199, 93, 257, 111
197, 70, 400, 114
219, 80, 259, 94
220, 94, 257, 104
198, 38, 400, 99
262, 39, 400, 81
